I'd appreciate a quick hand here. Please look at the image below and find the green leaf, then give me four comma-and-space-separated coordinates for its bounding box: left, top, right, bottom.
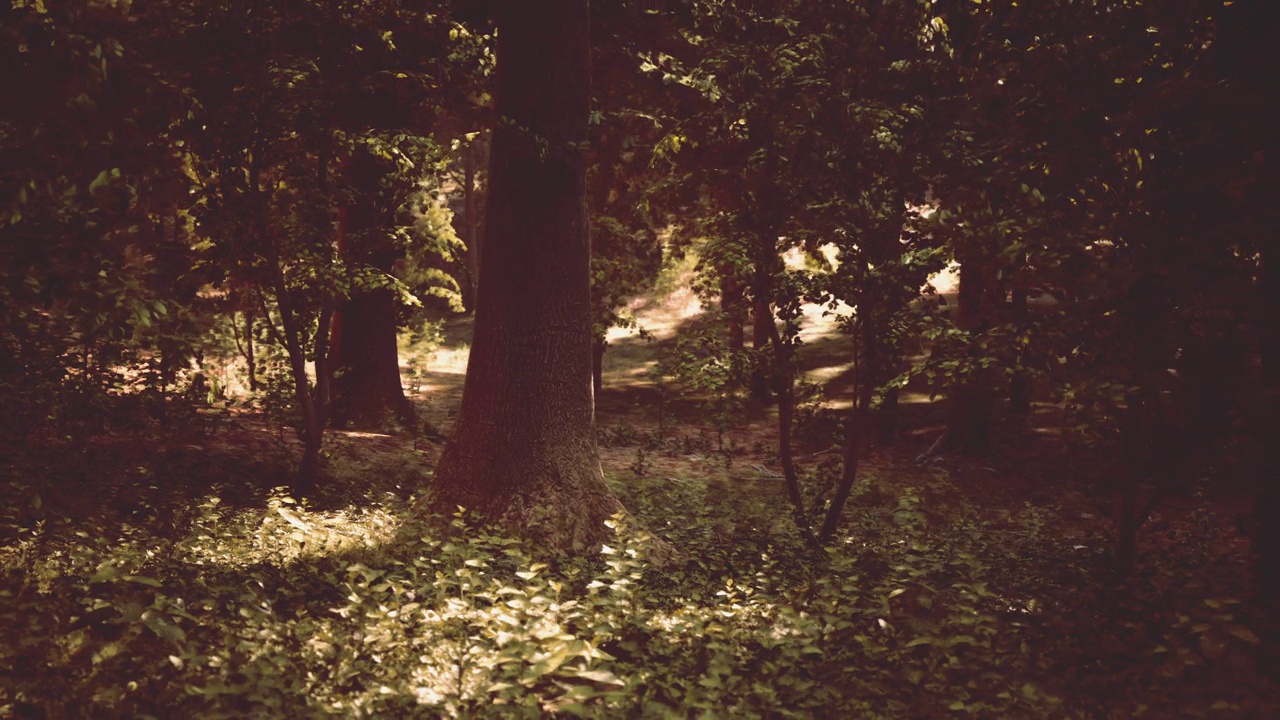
572, 669, 625, 685
124, 575, 163, 587
1226, 625, 1260, 645
90, 563, 122, 584
141, 610, 186, 645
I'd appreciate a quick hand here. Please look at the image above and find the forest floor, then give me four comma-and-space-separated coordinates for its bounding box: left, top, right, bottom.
2, 274, 1277, 718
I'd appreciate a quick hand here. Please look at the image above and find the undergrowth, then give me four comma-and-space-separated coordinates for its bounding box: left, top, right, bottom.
0, 440, 1275, 718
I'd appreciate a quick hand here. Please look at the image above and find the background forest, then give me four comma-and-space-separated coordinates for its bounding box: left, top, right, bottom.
1, 0, 1276, 717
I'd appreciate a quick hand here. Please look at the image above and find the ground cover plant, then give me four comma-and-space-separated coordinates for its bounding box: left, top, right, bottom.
1, 389, 1275, 718
3, 0, 1277, 717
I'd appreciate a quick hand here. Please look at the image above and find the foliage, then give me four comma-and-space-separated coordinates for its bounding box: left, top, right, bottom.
2, 439, 1275, 718
1, 0, 1275, 716
655, 319, 753, 451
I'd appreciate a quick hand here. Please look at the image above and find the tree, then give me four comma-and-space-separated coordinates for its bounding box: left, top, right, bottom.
422, 0, 623, 552
329, 146, 419, 430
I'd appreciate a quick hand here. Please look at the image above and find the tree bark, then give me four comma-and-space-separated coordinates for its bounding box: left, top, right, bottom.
878, 387, 898, 446
329, 285, 413, 428
821, 321, 875, 542
749, 268, 776, 403
757, 276, 815, 543
721, 269, 746, 353
944, 246, 997, 455
329, 157, 414, 430
592, 334, 606, 397
463, 136, 481, 312
423, 0, 623, 553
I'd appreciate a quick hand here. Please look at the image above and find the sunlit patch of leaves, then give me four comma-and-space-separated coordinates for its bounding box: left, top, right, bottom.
2, 463, 1277, 718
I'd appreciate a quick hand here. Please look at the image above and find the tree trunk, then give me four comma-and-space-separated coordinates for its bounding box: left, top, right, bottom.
878, 387, 898, 446
944, 248, 997, 455
329, 158, 414, 430
592, 334, 606, 397
749, 272, 775, 403
271, 286, 331, 498
758, 282, 815, 543
423, 0, 623, 553
722, 269, 745, 353
243, 308, 257, 392
463, 137, 481, 313
330, 287, 413, 428
821, 325, 874, 542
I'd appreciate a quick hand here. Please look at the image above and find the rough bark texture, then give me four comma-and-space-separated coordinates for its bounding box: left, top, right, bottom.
329, 286, 413, 428
330, 155, 414, 430
462, 137, 481, 312
423, 0, 623, 553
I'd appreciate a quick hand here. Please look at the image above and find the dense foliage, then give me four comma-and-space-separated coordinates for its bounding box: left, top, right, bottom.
2, 0, 1275, 716
3, 439, 1273, 717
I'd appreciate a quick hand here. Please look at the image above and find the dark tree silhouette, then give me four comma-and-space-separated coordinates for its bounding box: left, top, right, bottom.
422, 0, 623, 551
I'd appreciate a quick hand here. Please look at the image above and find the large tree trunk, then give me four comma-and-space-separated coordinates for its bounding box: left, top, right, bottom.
423, 0, 623, 553
329, 285, 413, 428
329, 158, 414, 430
462, 136, 481, 312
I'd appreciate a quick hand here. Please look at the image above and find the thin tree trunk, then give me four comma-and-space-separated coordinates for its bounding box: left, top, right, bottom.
821, 325, 873, 542
722, 270, 745, 353
822, 400, 864, 542
944, 246, 997, 455
251, 142, 331, 496
424, 0, 624, 553
275, 281, 327, 498
463, 138, 480, 312
878, 387, 898, 446
759, 292, 815, 543
750, 273, 775, 403
243, 306, 257, 392
592, 334, 606, 397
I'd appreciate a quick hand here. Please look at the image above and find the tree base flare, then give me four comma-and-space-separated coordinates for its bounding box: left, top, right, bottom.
421, 464, 622, 555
